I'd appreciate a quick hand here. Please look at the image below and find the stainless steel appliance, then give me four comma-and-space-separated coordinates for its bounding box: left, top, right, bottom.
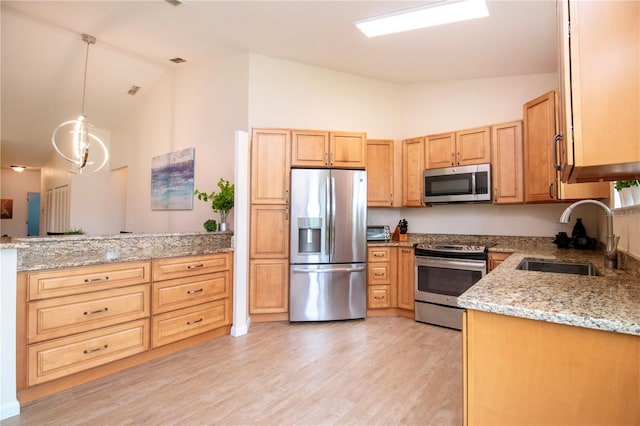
414, 242, 487, 330
423, 163, 491, 204
367, 225, 391, 241
289, 168, 367, 321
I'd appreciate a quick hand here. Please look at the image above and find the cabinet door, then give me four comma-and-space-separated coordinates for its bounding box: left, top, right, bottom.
457, 127, 491, 166
402, 137, 425, 207
249, 259, 289, 314
426, 132, 456, 169
523, 91, 557, 203
291, 130, 329, 167
491, 121, 524, 204
487, 252, 511, 273
565, 0, 640, 181
250, 205, 289, 258
251, 128, 291, 204
396, 247, 414, 311
330, 131, 366, 168
366, 140, 395, 207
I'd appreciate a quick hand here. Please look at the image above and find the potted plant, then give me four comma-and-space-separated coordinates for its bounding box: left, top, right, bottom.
614, 180, 638, 207
194, 178, 234, 231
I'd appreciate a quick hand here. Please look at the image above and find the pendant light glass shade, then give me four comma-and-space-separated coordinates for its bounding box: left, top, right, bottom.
51, 34, 109, 175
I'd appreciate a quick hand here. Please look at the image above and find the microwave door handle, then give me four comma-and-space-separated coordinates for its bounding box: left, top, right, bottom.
471, 173, 476, 195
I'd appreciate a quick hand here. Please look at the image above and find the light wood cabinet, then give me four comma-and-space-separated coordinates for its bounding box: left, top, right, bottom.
291, 130, 366, 168
366, 139, 395, 207
396, 247, 414, 311
557, 0, 640, 183
250, 205, 289, 258
464, 310, 639, 425
19, 261, 153, 387
27, 319, 149, 386
487, 252, 511, 273
150, 253, 232, 348
249, 259, 289, 314
251, 128, 291, 205
402, 137, 425, 207
523, 91, 610, 203
491, 121, 524, 204
17, 253, 233, 403
426, 127, 490, 169
366, 246, 413, 313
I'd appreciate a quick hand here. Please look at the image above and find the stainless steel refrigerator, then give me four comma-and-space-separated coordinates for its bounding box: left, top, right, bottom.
289, 168, 367, 321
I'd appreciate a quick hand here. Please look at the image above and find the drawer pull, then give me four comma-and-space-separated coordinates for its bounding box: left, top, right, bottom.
187, 288, 204, 294
84, 307, 109, 316
83, 344, 108, 354
84, 276, 109, 283
187, 318, 203, 325
374, 296, 385, 300
187, 263, 204, 269
374, 273, 384, 276
373, 253, 384, 257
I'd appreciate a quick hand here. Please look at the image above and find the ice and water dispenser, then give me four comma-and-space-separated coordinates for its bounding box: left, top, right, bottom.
297, 217, 323, 254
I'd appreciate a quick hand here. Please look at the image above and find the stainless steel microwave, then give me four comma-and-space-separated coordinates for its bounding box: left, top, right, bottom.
423, 163, 491, 204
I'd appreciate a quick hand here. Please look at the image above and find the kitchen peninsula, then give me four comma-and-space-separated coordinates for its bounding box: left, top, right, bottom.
2, 232, 234, 411
458, 240, 640, 425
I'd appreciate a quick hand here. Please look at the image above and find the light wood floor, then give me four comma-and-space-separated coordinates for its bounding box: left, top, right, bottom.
5, 317, 462, 425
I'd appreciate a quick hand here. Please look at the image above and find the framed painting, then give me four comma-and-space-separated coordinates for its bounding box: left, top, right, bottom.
151, 148, 195, 210
1, 199, 13, 219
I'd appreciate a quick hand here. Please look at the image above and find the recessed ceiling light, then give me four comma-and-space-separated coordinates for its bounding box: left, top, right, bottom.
354, 0, 490, 38
128, 85, 141, 95
169, 57, 186, 64
10, 165, 26, 172
165, 0, 183, 6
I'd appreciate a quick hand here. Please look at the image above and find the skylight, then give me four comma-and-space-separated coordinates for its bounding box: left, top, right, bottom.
354, 0, 490, 38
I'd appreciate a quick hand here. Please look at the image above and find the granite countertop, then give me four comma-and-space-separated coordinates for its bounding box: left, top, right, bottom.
458, 243, 640, 336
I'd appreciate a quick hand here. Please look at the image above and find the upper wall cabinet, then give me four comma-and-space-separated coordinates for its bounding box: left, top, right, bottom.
557, 0, 640, 182
291, 130, 366, 169
491, 121, 524, 204
367, 139, 395, 207
251, 129, 291, 205
402, 137, 426, 207
523, 91, 609, 203
426, 127, 491, 169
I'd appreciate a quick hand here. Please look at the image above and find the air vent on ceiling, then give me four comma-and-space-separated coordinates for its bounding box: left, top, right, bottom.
169, 57, 186, 64
128, 85, 141, 95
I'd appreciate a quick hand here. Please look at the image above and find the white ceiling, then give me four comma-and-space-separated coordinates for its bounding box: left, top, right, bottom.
0, 0, 557, 170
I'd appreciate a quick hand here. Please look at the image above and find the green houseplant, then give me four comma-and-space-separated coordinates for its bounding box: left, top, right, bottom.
194, 178, 234, 231
614, 180, 639, 207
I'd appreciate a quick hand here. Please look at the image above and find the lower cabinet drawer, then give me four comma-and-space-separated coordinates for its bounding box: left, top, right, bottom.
28, 285, 151, 344
368, 285, 391, 309
28, 319, 149, 386
152, 272, 230, 315
151, 299, 230, 348
367, 264, 391, 285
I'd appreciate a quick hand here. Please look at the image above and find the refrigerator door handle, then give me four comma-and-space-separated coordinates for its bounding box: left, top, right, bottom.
330, 176, 336, 258
325, 176, 331, 257
292, 266, 367, 274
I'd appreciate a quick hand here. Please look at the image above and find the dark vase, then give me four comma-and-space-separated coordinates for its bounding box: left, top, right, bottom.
572, 218, 587, 238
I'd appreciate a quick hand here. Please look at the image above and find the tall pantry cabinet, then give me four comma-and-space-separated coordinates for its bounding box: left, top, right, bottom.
249, 129, 291, 320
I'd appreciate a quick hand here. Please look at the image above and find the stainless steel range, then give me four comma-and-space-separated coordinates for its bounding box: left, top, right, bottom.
414, 242, 488, 330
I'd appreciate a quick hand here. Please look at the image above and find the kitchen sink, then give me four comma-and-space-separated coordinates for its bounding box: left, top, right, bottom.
516, 258, 601, 276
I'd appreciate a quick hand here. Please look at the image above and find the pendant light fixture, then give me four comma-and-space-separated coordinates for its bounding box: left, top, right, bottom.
51, 33, 109, 175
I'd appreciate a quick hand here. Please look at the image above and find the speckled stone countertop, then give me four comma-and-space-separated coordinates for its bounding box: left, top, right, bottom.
458, 242, 640, 337
7, 232, 233, 271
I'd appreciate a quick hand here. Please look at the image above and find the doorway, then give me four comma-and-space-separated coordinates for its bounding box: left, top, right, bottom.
27, 192, 40, 236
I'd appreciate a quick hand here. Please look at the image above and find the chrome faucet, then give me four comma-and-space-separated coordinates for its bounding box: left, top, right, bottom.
559, 199, 620, 269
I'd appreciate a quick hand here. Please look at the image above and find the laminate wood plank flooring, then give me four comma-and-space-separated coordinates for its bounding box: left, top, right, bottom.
5, 317, 462, 425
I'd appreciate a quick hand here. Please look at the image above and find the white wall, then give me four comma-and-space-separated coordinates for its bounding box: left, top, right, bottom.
111, 54, 250, 233
248, 54, 401, 139
398, 73, 558, 137
0, 169, 41, 237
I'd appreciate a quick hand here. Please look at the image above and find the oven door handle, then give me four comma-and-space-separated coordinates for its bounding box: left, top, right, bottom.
415, 256, 486, 273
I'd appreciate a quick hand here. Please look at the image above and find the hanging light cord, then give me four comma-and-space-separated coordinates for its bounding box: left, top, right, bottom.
80, 34, 96, 117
